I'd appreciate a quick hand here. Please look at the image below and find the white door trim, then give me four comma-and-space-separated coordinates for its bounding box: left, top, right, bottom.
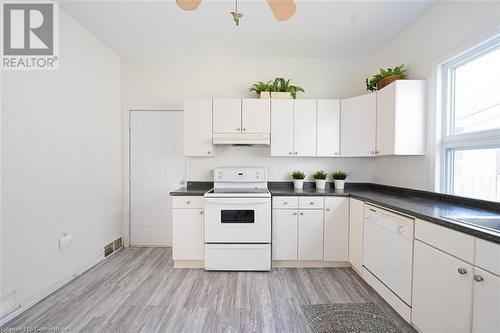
123, 105, 183, 247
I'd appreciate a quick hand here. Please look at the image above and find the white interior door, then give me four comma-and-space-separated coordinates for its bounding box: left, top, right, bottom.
130, 110, 186, 246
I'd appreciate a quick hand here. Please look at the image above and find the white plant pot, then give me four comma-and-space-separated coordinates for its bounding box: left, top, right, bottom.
293, 179, 304, 190
315, 179, 326, 190
333, 179, 345, 190
259, 91, 271, 99
271, 92, 293, 99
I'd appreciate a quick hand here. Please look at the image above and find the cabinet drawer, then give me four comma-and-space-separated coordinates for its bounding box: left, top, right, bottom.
475, 238, 500, 276
273, 196, 298, 209
415, 219, 475, 263
299, 196, 324, 209
172, 196, 204, 209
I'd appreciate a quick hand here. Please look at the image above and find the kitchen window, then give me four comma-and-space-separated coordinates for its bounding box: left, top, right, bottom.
441, 35, 500, 202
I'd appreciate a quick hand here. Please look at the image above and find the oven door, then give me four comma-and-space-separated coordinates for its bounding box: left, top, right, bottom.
204, 197, 271, 243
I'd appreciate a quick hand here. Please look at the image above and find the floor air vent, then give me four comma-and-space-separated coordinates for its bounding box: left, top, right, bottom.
104, 237, 123, 257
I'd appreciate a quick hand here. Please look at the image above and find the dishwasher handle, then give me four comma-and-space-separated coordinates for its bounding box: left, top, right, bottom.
366, 213, 413, 240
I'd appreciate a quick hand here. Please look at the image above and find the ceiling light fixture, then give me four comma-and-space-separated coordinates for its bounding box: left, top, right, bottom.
175, 0, 296, 25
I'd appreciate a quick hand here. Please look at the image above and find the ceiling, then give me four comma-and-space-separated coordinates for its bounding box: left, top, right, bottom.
60, 0, 434, 58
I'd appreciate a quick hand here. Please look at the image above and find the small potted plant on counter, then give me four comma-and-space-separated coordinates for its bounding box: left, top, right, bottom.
332, 170, 348, 190
365, 64, 408, 91
313, 170, 327, 190
291, 170, 305, 190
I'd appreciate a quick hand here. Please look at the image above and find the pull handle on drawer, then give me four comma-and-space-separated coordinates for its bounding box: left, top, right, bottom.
473, 275, 484, 282
457, 267, 467, 275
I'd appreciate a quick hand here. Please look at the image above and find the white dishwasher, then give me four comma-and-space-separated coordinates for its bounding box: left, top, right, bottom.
363, 204, 414, 322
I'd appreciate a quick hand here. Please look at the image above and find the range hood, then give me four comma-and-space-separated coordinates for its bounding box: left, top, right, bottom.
212, 133, 270, 145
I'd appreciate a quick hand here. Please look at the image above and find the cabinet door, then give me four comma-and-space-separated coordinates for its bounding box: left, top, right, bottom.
349, 198, 364, 273
340, 93, 376, 157
317, 99, 340, 157
213, 99, 241, 133
242, 99, 270, 133
412, 240, 473, 333
294, 100, 317, 156
172, 209, 204, 260
324, 197, 349, 261
271, 100, 294, 156
298, 210, 324, 260
184, 99, 214, 156
472, 267, 500, 333
272, 210, 298, 260
376, 83, 397, 155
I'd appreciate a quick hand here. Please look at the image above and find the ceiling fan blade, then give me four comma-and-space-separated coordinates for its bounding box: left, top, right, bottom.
267, 0, 296, 21
176, 0, 201, 11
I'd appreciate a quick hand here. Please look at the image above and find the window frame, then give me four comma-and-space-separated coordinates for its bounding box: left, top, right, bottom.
440, 34, 500, 197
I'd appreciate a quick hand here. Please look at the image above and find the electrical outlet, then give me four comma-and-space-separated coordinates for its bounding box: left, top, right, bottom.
58, 234, 73, 249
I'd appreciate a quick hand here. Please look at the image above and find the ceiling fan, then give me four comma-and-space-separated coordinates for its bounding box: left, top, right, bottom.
176, 0, 297, 24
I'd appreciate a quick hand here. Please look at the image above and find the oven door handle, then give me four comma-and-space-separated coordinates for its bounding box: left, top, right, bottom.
204, 198, 270, 205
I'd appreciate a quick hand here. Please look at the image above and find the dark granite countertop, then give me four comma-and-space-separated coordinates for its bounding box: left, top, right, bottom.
171, 181, 500, 244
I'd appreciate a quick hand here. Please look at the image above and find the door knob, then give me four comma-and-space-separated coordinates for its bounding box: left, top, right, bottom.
457, 267, 467, 275
300, 212, 304, 215
236, 128, 240, 131
283, 202, 288, 205
186, 200, 190, 204
473, 275, 484, 282
288, 152, 292, 155
326, 208, 330, 211
208, 151, 211, 155
293, 212, 297, 215
309, 202, 314, 205
242, 128, 246, 131
200, 211, 204, 215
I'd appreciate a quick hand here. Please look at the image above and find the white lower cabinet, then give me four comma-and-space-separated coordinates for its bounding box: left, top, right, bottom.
412, 239, 473, 333
323, 197, 349, 261
298, 210, 324, 260
472, 267, 500, 333
172, 207, 204, 260
348, 198, 364, 273
272, 209, 298, 260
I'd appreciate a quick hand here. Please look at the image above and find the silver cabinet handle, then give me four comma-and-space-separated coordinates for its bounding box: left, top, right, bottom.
200, 211, 204, 215
458, 267, 467, 275
300, 212, 304, 216
375, 151, 379, 154
309, 202, 314, 205
208, 151, 211, 155
180, 180, 186, 185
326, 208, 330, 211
473, 275, 484, 282
334, 152, 339, 155
288, 152, 292, 155
236, 128, 240, 131
293, 212, 297, 215
283, 202, 288, 205
242, 128, 246, 131
294, 152, 298, 155
370, 151, 375, 155
186, 200, 190, 204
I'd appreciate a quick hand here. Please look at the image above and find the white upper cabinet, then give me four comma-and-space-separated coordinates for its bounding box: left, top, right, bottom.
376, 80, 426, 155
184, 99, 214, 157
241, 99, 270, 133
317, 99, 340, 157
294, 99, 317, 157
213, 99, 241, 133
271, 100, 294, 156
340, 93, 376, 157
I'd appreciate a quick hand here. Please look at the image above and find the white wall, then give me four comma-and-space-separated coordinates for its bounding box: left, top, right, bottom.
122, 56, 374, 181
1, 10, 122, 318
370, 1, 500, 190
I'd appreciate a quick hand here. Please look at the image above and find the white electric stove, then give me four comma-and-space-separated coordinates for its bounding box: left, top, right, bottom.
204, 167, 271, 271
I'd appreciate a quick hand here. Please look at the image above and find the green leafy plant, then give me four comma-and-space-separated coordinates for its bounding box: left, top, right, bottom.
291, 170, 305, 180
313, 170, 327, 180
332, 170, 348, 180
249, 77, 304, 98
249, 81, 271, 95
365, 65, 408, 91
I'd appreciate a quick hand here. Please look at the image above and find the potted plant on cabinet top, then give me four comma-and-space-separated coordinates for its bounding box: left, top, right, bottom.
332, 170, 348, 190
313, 170, 327, 190
249, 78, 305, 99
249, 81, 271, 99
365, 64, 408, 92
291, 170, 305, 190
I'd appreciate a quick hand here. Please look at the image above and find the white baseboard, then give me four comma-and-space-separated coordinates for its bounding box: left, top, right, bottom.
272, 260, 350, 268
0, 254, 104, 326
174, 260, 204, 268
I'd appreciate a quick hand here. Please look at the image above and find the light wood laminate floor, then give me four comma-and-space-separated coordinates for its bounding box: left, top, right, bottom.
4, 248, 416, 333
